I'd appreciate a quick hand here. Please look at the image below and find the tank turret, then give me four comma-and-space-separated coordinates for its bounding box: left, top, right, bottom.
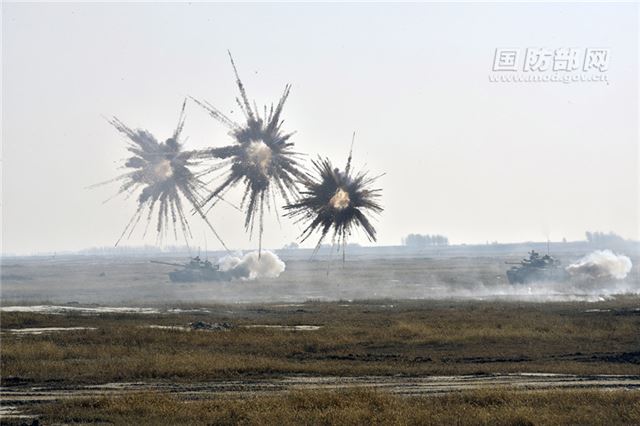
506, 250, 568, 284
151, 257, 232, 283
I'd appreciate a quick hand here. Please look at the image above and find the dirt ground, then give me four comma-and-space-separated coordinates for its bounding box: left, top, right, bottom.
1, 253, 638, 424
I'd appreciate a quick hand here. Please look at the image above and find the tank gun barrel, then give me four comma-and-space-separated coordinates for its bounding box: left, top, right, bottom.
150, 260, 183, 267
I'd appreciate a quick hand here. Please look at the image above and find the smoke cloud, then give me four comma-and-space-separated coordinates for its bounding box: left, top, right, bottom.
219, 250, 286, 280
566, 250, 632, 280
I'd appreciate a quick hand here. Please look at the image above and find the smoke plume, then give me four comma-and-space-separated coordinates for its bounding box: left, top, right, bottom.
219, 250, 286, 280
566, 250, 632, 280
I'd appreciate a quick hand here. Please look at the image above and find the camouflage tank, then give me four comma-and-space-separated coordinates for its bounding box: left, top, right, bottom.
151, 256, 232, 283
506, 250, 568, 284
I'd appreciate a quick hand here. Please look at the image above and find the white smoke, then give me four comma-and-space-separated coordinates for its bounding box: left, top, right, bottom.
219, 250, 286, 280
566, 250, 632, 280
246, 141, 272, 176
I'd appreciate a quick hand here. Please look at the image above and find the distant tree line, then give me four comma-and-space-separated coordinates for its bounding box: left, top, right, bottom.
402, 234, 449, 247
585, 231, 625, 245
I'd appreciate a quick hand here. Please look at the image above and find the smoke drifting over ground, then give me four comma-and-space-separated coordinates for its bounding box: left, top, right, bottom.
566, 250, 632, 280
441, 280, 639, 303
219, 250, 286, 280
2, 249, 637, 305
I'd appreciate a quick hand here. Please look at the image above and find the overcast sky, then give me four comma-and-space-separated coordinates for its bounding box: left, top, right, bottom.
2, 2, 638, 255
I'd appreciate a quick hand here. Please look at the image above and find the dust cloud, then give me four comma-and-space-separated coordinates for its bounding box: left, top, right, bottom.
566, 250, 632, 280
219, 250, 286, 280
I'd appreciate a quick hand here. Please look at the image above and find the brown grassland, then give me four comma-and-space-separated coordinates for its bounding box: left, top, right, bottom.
2, 298, 640, 384
25, 388, 640, 425
1, 297, 640, 424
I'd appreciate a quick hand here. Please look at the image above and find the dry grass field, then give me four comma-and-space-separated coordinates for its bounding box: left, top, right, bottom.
2, 298, 640, 384
1, 297, 640, 425
1, 252, 639, 424
25, 388, 640, 425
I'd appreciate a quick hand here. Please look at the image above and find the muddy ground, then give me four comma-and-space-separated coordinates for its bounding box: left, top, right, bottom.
1, 253, 639, 423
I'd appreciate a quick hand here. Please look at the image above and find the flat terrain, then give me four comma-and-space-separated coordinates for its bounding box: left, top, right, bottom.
2, 298, 640, 424
1, 252, 639, 424
2, 246, 639, 304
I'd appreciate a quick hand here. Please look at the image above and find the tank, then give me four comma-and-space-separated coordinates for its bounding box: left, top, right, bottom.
506, 250, 568, 284
151, 256, 232, 283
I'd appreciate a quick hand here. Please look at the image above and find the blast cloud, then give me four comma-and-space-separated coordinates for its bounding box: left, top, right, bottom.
192, 53, 304, 254
100, 100, 228, 249
219, 250, 286, 280
284, 145, 383, 254
566, 250, 632, 280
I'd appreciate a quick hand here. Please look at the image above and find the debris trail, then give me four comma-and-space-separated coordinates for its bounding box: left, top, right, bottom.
284, 139, 383, 259
192, 52, 305, 254
97, 100, 228, 249
566, 250, 632, 280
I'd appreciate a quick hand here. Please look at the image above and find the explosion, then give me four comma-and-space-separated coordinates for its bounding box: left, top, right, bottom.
192, 52, 305, 252
101, 54, 384, 257
284, 143, 383, 257
102, 100, 227, 248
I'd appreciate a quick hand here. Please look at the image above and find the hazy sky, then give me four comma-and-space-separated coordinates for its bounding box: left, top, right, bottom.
2, 2, 638, 254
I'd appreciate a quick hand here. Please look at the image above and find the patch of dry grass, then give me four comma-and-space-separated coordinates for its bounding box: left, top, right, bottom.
2, 300, 640, 384
21, 388, 640, 426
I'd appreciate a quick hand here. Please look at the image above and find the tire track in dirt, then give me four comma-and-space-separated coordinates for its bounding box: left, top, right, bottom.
3, 373, 639, 421
3, 373, 640, 402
